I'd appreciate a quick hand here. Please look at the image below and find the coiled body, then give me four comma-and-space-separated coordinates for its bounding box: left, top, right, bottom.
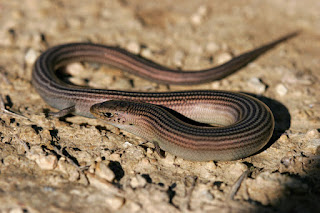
32, 33, 295, 160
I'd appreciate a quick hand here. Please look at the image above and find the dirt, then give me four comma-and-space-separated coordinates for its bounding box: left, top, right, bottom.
0, 0, 319, 212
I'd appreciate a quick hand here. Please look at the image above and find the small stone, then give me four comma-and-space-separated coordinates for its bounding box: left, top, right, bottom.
125, 146, 146, 160
69, 77, 86, 86
211, 81, 221, 89
9, 207, 24, 213
190, 5, 208, 25
204, 161, 217, 170
105, 196, 125, 210
87, 173, 121, 193
191, 14, 202, 25
56, 157, 80, 181
146, 147, 154, 158
161, 152, 175, 165
36, 154, 58, 170
88, 162, 96, 173
66, 62, 85, 76
123, 141, 133, 148
130, 174, 147, 188
305, 138, 320, 155
279, 134, 289, 143
126, 41, 140, 54
95, 161, 115, 182
306, 129, 320, 139
125, 201, 141, 212
275, 84, 288, 96
25, 48, 39, 65
247, 77, 267, 93
173, 50, 185, 67
225, 162, 248, 180
174, 156, 184, 165
215, 52, 232, 64
135, 158, 155, 171
95, 156, 103, 162
141, 48, 152, 58
280, 156, 293, 168
109, 153, 121, 161
206, 41, 220, 53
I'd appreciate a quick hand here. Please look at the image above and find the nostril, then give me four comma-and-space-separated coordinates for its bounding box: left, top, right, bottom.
104, 112, 113, 118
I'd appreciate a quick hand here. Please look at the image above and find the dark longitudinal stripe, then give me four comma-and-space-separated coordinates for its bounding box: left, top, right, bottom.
31, 32, 296, 160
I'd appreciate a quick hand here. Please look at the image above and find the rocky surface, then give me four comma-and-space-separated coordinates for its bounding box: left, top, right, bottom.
0, 0, 319, 212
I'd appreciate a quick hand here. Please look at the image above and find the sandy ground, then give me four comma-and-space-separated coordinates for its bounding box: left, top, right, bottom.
0, 0, 319, 212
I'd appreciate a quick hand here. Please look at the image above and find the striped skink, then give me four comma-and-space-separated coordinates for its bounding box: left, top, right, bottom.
32, 32, 296, 161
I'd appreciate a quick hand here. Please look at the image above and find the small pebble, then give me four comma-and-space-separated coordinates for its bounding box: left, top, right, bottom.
109, 153, 121, 161
95, 161, 115, 182
173, 50, 185, 67
9, 207, 24, 213
191, 14, 202, 25
125, 146, 146, 160
305, 129, 320, 139
126, 41, 140, 54
215, 52, 232, 64
280, 156, 293, 168
247, 77, 267, 93
206, 41, 220, 53
25, 48, 39, 65
225, 162, 248, 179
146, 147, 154, 158
141, 48, 152, 58
66, 62, 85, 76
69, 77, 86, 86
130, 175, 147, 188
123, 141, 133, 148
305, 138, 320, 155
279, 134, 289, 143
204, 161, 217, 170
162, 153, 175, 165
275, 84, 288, 96
86, 173, 119, 193
105, 196, 125, 210
125, 201, 141, 212
211, 81, 221, 89
190, 5, 208, 25
36, 154, 58, 170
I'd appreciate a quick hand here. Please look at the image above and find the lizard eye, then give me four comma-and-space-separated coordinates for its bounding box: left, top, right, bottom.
104, 112, 113, 118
